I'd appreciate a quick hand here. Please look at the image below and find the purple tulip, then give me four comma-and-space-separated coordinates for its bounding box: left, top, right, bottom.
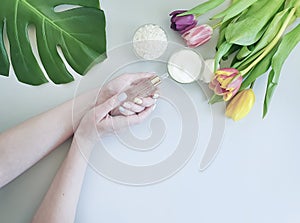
169, 10, 197, 34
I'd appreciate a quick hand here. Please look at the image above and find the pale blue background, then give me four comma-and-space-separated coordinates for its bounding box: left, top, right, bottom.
0, 0, 300, 223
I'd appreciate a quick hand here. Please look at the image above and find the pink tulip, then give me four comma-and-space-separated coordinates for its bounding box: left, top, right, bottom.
209, 68, 242, 101
181, 24, 213, 48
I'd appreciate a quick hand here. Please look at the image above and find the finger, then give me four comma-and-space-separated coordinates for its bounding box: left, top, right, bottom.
126, 105, 156, 125
95, 92, 127, 121
151, 90, 160, 99
109, 102, 144, 116
119, 106, 136, 116
109, 107, 121, 116
120, 72, 157, 84
102, 105, 155, 132
133, 97, 156, 107
122, 101, 145, 113
101, 73, 157, 98
101, 73, 157, 93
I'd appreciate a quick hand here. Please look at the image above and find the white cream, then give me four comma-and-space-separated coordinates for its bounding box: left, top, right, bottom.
167, 49, 203, 84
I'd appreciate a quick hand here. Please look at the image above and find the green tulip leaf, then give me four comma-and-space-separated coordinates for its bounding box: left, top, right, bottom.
247, 8, 289, 58
214, 41, 232, 71
222, 44, 240, 60
233, 8, 290, 69
239, 43, 279, 91
180, 0, 225, 17
236, 46, 252, 60
216, 17, 237, 50
209, 94, 224, 104
216, 27, 226, 50
216, 20, 230, 50
0, 21, 9, 76
285, 0, 300, 9
233, 48, 263, 70
285, 0, 300, 17
225, 0, 285, 45
263, 24, 300, 118
212, 0, 257, 23
0, 0, 107, 85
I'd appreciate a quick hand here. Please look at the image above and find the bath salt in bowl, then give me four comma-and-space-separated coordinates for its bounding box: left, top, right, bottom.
133, 24, 168, 60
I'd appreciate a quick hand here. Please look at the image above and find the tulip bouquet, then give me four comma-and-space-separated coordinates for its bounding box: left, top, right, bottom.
170, 0, 300, 121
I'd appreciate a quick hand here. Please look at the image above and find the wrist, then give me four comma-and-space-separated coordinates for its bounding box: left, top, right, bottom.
72, 88, 99, 131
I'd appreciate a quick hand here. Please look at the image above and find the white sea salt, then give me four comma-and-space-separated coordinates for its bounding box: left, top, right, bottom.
133, 24, 168, 60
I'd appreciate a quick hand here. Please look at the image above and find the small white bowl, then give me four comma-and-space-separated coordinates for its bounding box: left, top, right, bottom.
132, 24, 168, 60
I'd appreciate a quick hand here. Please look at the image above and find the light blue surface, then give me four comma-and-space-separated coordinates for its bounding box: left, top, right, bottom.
0, 0, 300, 222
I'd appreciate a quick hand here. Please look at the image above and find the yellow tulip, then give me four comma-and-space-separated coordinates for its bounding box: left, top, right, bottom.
225, 89, 256, 121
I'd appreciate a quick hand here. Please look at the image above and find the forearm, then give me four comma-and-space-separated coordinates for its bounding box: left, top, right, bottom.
31, 137, 91, 223
0, 88, 98, 188
31, 73, 158, 222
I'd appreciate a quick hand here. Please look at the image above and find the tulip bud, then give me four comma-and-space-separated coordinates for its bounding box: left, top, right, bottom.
181, 24, 213, 48
170, 10, 197, 34
209, 68, 242, 101
225, 89, 256, 121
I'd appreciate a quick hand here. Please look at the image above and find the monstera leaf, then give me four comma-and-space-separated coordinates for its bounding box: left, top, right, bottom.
0, 0, 106, 85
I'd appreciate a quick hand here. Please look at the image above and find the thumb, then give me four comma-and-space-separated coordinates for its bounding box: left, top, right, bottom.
95, 92, 127, 121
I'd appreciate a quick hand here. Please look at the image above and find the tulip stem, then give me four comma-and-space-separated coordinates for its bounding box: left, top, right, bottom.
250, 81, 255, 89
212, 21, 222, 30
239, 7, 296, 76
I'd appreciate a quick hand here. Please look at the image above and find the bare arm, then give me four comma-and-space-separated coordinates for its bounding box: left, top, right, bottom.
31, 74, 157, 223
0, 88, 99, 188
31, 136, 89, 223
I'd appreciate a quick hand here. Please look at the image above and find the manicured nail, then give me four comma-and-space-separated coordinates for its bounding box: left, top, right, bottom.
152, 104, 157, 111
133, 97, 143, 105
123, 102, 131, 109
152, 93, 159, 99
118, 92, 127, 102
119, 106, 126, 113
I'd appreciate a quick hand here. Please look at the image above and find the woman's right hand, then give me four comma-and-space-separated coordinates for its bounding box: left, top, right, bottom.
74, 73, 158, 145
96, 73, 159, 116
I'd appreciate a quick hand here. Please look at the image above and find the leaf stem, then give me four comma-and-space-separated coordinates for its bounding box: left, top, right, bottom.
212, 21, 222, 29
239, 7, 296, 76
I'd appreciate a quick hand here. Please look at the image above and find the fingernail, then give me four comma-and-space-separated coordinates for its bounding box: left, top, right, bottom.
133, 97, 143, 105
123, 102, 131, 109
119, 106, 126, 113
118, 92, 127, 102
152, 93, 160, 99
152, 104, 157, 111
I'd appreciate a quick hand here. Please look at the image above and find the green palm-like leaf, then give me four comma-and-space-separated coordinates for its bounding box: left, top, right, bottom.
0, 0, 106, 85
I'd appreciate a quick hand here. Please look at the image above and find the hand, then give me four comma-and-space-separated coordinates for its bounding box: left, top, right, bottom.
31, 74, 158, 222
96, 73, 159, 116
75, 92, 155, 144
74, 73, 158, 144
